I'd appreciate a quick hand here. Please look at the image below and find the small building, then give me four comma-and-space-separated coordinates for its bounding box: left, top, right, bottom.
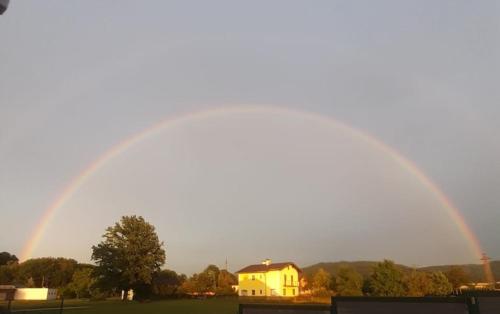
0, 285, 16, 301
236, 259, 301, 297
14, 288, 58, 300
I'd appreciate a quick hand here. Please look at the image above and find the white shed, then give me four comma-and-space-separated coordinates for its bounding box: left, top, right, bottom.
14, 288, 58, 300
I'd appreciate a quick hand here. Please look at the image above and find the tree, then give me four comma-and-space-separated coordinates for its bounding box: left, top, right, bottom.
69, 267, 95, 299
0, 252, 18, 266
0, 262, 19, 285
17, 258, 77, 288
405, 270, 432, 296
334, 266, 363, 296
202, 265, 220, 291
152, 269, 184, 297
216, 269, 237, 295
445, 266, 470, 290
427, 271, 452, 296
91, 215, 166, 297
312, 268, 331, 296
369, 260, 406, 296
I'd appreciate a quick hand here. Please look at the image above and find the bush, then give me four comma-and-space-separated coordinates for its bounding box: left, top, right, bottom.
89, 288, 108, 301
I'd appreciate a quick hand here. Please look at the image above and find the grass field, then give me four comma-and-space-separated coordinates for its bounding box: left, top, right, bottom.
1, 298, 239, 314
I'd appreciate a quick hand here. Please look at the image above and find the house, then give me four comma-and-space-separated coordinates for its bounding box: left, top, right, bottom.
236, 259, 301, 297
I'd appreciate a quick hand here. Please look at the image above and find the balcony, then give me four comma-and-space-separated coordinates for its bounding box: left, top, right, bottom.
283, 281, 299, 287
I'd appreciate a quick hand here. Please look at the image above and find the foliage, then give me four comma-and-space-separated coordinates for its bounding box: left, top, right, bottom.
333, 266, 363, 296
427, 271, 452, 296
16, 257, 78, 288
311, 268, 332, 296
405, 270, 431, 296
216, 270, 237, 295
369, 260, 406, 296
91, 215, 166, 296
0, 252, 18, 266
68, 267, 96, 298
302, 261, 410, 279
180, 265, 237, 295
0, 262, 19, 285
152, 269, 185, 297
445, 266, 470, 289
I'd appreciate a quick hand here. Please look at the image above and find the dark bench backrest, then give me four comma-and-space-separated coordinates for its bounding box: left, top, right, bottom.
240, 303, 331, 314
333, 297, 469, 314
477, 296, 500, 314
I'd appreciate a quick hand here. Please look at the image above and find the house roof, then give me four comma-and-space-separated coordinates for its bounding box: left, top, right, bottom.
236, 262, 302, 274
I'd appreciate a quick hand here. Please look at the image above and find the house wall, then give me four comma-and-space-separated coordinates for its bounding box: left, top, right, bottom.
14, 288, 57, 300
280, 265, 300, 297
238, 272, 267, 296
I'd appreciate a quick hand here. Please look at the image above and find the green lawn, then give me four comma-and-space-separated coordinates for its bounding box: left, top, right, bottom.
2, 298, 239, 314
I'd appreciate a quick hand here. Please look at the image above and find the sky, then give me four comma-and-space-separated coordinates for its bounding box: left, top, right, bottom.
0, 1, 499, 275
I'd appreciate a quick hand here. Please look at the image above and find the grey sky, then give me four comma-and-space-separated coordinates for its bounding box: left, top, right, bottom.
1, 1, 499, 274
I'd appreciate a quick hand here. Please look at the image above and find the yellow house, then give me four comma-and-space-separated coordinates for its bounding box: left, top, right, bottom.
236, 259, 301, 297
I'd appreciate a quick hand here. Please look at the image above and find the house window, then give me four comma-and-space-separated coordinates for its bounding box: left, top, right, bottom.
291, 275, 294, 285
283, 288, 286, 296
292, 289, 295, 296
252, 275, 255, 281
260, 289, 263, 295
284, 274, 287, 285
252, 290, 255, 296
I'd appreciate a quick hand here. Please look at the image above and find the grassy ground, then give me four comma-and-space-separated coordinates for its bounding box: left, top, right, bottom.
1, 298, 239, 314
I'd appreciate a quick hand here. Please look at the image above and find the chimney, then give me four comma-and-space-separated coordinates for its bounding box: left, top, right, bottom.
262, 259, 272, 266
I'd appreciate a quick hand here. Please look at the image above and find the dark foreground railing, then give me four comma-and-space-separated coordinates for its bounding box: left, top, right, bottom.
332, 297, 468, 314
0, 297, 65, 314
239, 303, 330, 314
239, 292, 500, 314
464, 291, 500, 314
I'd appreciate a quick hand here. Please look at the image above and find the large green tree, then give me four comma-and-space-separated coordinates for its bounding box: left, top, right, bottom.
369, 260, 406, 296
334, 266, 363, 296
91, 215, 166, 296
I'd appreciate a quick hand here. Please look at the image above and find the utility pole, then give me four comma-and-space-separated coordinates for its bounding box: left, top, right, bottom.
480, 253, 495, 288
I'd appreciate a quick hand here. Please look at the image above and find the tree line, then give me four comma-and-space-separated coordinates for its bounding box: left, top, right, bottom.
306, 260, 470, 297
0, 216, 236, 300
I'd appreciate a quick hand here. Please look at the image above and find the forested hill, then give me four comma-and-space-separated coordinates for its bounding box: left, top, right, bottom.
302, 261, 411, 278
302, 260, 500, 282
420, 260, 500, 282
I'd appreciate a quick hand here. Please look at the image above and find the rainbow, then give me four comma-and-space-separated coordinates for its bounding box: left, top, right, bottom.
20, 105, 484, 261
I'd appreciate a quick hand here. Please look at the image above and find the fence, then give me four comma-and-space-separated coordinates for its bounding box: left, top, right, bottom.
0, 298, 65, 314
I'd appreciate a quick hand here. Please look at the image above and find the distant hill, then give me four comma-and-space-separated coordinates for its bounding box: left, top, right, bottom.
302, 261, 411, 278
302, 260, 500, 282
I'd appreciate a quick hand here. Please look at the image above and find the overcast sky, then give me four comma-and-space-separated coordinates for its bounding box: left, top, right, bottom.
1, 1, 499, 274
